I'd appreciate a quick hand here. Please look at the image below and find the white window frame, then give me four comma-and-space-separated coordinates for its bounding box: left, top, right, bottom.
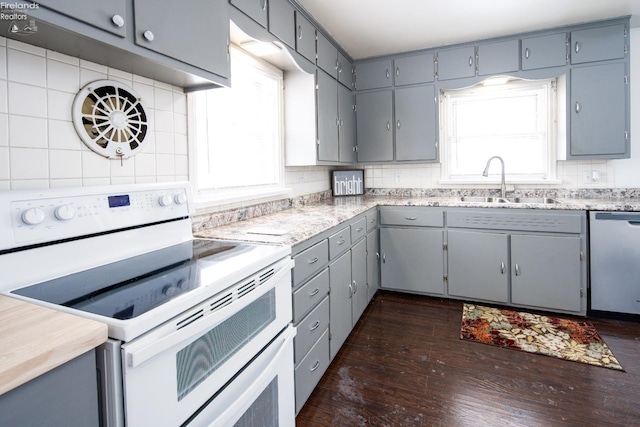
188, 46, 290, 209
440, 77, 561, 185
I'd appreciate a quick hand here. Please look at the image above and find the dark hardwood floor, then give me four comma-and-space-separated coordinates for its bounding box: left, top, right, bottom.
296, 291, 640, 426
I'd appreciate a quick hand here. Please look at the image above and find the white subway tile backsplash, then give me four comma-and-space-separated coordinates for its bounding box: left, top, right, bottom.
154, 87, 173, 111
0, 47, 7, 81
154, 110, 174, 133
10, 147, 48, 179
47, 59, 80, 93
0, 147, 8, 179
82, 177, 111, 186
49, 149, 82, 178
135, 153, 156, 176
79, 68, 107, 87
47, 90, 74, 121
155, 132, 174, 154
8, 115, 47, 148
174, 134, 187, 155
81, 151, 110, 178
111, 176, 136, 185
8, 82, 47, 117
48, 120, 80, 150
132, 74, 154, 85
46, 51, 79, 66
6, 39, 45, 56
156, 154, 175, 176
7, 48, 46, 87
110, 156, 135, 177
50, 178, 83, 188
153, 80, 172, 91
173, 92, 187, 115
11, 179, 49, 189
175, 155, 188, 175
133, 82, 154, 109
0, 80, 7, 113
0, 113, 7, 146
174, 113, 187, 135
79, 59, 108, 74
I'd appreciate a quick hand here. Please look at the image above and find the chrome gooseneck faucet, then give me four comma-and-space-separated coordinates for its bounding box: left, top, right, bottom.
482, 156, 506, 199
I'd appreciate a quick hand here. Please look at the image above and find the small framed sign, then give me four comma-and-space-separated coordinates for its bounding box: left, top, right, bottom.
331, 170, 365, 196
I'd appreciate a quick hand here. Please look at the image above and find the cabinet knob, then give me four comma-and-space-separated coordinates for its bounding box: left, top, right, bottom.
575, 102, 581, 114
575, 41, 581, 54
143, 30, 155, 42
335, 59, 340, 70
297, 25, 303, 40
111, 14, 125, 28
386, 68, 390, 79
524, 47, 530, 59
396, 67, 400, 77
469, 56, 473, 67
386, 121, 391, 131
500, 262, 506, 274
261, 0, 267, 11
397, 120, 401, 130
515, 263, 521, 276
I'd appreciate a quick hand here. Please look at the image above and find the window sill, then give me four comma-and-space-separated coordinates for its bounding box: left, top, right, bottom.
195, 187, 293, 211
439, 178, 562, 186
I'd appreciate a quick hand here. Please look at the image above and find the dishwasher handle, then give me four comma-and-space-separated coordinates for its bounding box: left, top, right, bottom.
594, 213, 640, 223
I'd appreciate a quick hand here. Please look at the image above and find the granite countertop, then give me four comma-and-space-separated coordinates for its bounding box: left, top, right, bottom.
0, 296, 108, 396
195, 194, 640, 247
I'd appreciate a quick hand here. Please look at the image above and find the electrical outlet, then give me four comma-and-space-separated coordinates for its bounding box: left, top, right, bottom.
394, 173, 402, 184
298, 177, 305, 184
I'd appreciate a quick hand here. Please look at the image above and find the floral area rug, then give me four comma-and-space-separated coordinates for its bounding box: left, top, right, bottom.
460, 303, 623, 371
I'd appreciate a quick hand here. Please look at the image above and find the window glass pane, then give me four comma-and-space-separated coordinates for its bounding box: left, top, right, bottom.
192, 48, 283, 191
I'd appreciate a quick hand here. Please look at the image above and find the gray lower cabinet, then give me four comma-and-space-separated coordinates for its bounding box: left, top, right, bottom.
510, 234, 582, 312
395, 85, 438, 161
329, 250, 352, 359
437, 46, 476, 81
295, 329, 330, 414
366, 228, 380, 302
230, 0, 268, 27
0, 350, 100, 427
569, 62, 628, 158
134, 0, 229, 77
268, 0, 295, 48
521, 32, 568, 70
380, 227, 445, 295
447, 230, 509, 303
355, 89, 394, 162
351, 239, 368, 325
37, 0, 128, 37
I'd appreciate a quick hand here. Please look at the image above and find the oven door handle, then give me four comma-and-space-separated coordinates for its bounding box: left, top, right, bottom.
124, 258, 294, 368
214, 325, 296, 426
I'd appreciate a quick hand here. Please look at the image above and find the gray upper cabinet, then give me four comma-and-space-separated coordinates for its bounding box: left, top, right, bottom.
134, 0, 229, 77
230, 0, 268, 27
268, 0, 295, 48
355, 90, 393, 162
477, 39, 520, 76
316, 70, 339, 162
338, 84, 355, 162
395, 85, 438, 161
437, 46, 476, 80
394, 53, 435, 86
570, 62, 628, 158
571, 23, 627, 64
521, 33, 568, 70
355, 59, 393, 90
337, 51, 353, 88
295, 11, 316, 63
317, 32, 339, 76
37, 0, 128, 37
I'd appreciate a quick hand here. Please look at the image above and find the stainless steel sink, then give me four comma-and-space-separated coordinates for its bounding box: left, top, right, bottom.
458, 196, 560, 204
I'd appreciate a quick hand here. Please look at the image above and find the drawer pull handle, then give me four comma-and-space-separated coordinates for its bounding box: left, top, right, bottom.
405, 216, 417, 221
310, 360, 320, 372
337, 239, 345, 245
308, 257, 319, 264
352, 279, 357, 294
310, 320, 320, 331
524, 47, 530, 59
500, 262, 505, 274
356, 227, 363, 232
515, 263, 521, 276
309, 288, 320, 297
376, 252, 380, 262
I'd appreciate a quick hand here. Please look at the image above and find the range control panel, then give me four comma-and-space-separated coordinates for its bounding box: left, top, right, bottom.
0, 182, 193, 250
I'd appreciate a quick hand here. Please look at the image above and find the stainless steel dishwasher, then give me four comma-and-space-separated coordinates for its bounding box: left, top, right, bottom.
590, 211, 640, 314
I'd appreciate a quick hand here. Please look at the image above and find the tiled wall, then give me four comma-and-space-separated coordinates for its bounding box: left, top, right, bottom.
0, 37, 189, 191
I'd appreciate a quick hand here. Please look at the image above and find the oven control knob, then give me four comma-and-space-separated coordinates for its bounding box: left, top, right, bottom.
22, 207, 46, 225
54, 204, 76, 221
174, 193, 187, 205
162, 285, 178, 297
158, 195, 173, 207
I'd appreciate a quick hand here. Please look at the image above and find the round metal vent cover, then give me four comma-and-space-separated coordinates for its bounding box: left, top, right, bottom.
72, 80, 149, 159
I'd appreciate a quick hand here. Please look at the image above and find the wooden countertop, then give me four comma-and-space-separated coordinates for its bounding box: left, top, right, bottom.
0, 295, 108, 396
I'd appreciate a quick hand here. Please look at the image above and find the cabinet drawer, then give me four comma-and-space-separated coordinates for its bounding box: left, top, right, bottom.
295, 329, 330, 414
328, 226, 351, 259
293, 268, 329, 323
294, 297, 329, 364
293, 240, 329, 287
366, 211, 378, 231
351, 218, 367, 243
379, 207, 444, 227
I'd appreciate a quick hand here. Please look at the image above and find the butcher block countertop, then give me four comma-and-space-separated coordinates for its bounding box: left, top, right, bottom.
0, 295, 108, 396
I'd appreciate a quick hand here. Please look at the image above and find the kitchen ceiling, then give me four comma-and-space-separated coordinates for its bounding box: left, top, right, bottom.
295, 0, 640, 59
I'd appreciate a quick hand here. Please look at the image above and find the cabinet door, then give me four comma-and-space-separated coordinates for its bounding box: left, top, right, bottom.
366, 229, 380, 303
477, 40, 520, 76
394, 53, 435, 86
337, 51, 353, 89
570, 63, 628, 158
338, 84, 355, 163
437, 46, 476, 80
317, 32, 338, 76
521, 33, 567, 70
511, 234, 582, 312
380, 227, 444, 295
571, 24, 626, 64
316, 70, 339, 162
395, 85, 437, 161
355, 90, 393, 162
295, 12, 316, 63
230, 0, 268, 27
38, 0, 127, 37
134, 0, 229, 77
351, 240, 368, 325
329, 251, 352, 360
355, 59, 393, 90
447, 230, 509, 303
268, 0, 295, 48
